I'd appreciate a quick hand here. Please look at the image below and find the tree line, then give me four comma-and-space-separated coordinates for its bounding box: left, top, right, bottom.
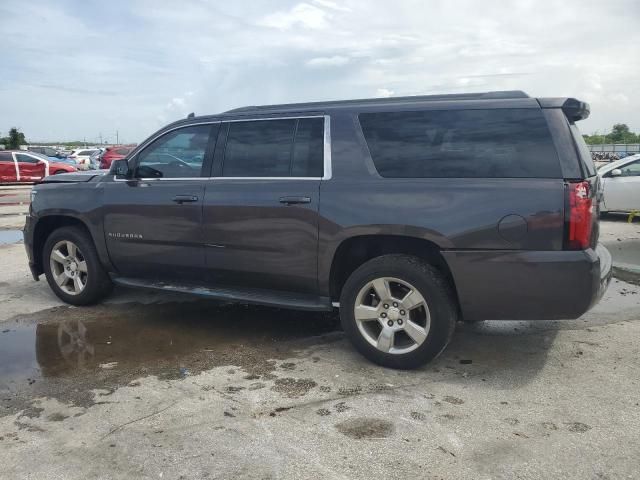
583, 124, 639, 145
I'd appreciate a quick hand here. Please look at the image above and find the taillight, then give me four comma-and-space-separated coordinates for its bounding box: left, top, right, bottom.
565, 181, 593, 250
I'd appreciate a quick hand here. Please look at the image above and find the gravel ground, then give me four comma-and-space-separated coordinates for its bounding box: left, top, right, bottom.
1, 185, 639, 479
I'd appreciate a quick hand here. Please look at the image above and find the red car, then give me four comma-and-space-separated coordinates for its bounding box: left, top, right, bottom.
0, 150, 77, 183
99, 146, 134, 169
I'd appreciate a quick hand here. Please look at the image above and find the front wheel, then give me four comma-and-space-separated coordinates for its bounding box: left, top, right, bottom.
339, 254, 458, 369
43, 226, 113, 305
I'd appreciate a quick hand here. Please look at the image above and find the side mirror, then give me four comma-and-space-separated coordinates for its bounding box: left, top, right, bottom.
110, 159, 130, 178
610, 168, 623, 177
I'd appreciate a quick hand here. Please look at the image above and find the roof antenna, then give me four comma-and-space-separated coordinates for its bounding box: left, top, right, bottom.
187, 112, 195, 119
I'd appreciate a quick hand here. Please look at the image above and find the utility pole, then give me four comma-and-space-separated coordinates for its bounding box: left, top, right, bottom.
99, 132, 103, 146
116, 130, 119, 145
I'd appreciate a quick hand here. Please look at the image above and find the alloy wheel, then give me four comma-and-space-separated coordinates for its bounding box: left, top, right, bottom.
354, 277, 431, 354
49, 240, 88, 295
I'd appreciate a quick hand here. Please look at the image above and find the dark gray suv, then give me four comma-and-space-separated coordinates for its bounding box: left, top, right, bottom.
24, 91, 612, 368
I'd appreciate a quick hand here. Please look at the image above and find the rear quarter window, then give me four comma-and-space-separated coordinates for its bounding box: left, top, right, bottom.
359, 108, 561, 178
568, 124, 596, 177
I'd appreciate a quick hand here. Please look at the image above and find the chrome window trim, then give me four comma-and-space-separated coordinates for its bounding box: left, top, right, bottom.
116, 115, 331, 182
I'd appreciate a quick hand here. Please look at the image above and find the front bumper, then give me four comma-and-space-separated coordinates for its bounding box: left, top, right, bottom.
443, 243, 613, 321
23, 214, 39, 281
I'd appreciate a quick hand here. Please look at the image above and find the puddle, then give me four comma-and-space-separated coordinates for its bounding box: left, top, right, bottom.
0, 302, 339, 415
0, 229, 23, 245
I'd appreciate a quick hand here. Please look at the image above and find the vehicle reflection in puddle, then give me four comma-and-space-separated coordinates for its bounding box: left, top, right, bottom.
0, 302, 339, 399
0, 230, 23, 245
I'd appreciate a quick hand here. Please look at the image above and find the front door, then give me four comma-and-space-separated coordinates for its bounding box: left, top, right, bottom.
203, 117, 326, 294
604, 159, 640, 211
102, 124, 216, 281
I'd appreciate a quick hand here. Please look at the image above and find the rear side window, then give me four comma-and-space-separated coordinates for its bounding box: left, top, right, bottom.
0, 152, 12, 161
222, 118, 324, 177
359, 109, 561, 178
292, 118, 324, 177
114, 148, 130, 155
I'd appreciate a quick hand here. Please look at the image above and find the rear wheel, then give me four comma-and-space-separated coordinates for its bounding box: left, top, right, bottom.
339, 254, 457, 369
43, 226, 112, 305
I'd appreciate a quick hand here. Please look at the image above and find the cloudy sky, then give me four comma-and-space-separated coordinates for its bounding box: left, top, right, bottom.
1, 0, 638, 143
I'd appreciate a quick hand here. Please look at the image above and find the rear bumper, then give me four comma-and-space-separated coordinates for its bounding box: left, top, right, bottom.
443, 244, 612, 321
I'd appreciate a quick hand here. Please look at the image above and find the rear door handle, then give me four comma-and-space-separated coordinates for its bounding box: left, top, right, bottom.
279, 196, 311, 205
172, 194, 199, 204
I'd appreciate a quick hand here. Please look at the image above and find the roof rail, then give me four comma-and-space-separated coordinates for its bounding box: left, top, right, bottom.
222, 91, 529, 114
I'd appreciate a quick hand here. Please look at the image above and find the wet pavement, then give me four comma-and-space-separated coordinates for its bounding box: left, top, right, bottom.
0, 229, 23, 245
1, 302, 339, 415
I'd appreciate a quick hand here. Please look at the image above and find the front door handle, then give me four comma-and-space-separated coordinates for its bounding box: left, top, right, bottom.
279, 196, 311, 205
172, 194, 199, 204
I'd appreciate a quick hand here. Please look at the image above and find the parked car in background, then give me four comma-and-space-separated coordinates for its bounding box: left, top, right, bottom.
27, 146, 67, 161
0, 150, 76, 182
68, 148, 102, 170
87, 150, 103, 170
598, 153, 640, 213
24, 91, 611, 369
99, 146, 134, 169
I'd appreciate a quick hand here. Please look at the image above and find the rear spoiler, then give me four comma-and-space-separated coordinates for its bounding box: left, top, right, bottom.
537, 97, 590, 122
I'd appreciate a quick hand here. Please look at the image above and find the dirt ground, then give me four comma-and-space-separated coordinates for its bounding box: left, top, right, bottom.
1, 185, 639, 479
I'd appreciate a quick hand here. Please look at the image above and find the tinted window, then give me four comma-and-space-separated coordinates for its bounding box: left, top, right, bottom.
292, 118, 324, 177
136, 125, 210, 178
569, 124, 596, 177
360, 109, 561, 178
16, 153, 39, 164
223, 120, 295, 177
28, 147, 43, 153
0, 152, 12, 161
115, 148, 130, 155
222, 118, 324, 178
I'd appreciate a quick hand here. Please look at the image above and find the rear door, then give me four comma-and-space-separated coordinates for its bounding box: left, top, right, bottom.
14, 153, 47, 181
102, 124, 217, 281
202, 116, 326, 294
603, 159, 640, 211
0, 152, 17, 181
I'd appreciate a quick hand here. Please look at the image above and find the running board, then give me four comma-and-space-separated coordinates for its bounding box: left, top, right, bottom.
112, 277, 333, 311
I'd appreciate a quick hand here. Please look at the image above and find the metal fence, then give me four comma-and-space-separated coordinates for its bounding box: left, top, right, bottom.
588, 144, 640, 153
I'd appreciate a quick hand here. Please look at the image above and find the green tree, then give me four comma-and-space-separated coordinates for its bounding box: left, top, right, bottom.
2, 127, 27, 149
608, 123, 631, 143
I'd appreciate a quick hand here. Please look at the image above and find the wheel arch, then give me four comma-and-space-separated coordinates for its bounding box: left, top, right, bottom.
32, 215, 94, 276
327, 234, 459, 310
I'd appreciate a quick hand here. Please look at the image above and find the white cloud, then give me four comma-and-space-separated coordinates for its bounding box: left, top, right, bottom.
375, 88, 395, 98
258, 3, 330, 30
306, 55, 350, 67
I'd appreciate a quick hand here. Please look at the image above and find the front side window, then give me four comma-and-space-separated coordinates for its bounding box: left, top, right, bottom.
135, 125, 211, 178
222, 118, 324, 177
359, 109, 561, 178
0, 152, 12, 162
620, 160, 640, 177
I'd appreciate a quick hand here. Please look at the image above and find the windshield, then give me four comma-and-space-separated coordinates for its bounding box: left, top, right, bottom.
27, 151, 50, 161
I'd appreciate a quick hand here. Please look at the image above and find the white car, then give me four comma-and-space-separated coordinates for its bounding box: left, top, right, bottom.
598, 153, 640, 213
68, 148, 102, 170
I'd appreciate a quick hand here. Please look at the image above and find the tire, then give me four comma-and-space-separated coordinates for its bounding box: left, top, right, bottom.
339, 254, 457, 369
43, 226, 113, 305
